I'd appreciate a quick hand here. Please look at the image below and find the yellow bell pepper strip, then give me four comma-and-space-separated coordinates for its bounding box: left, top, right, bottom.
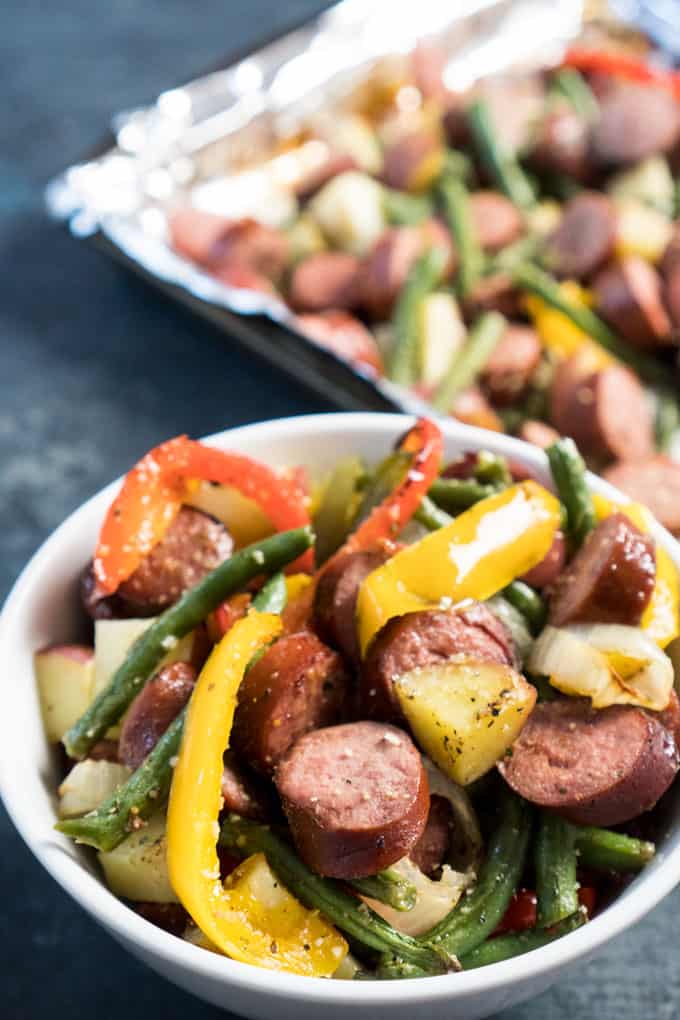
593, 494, 680, 648
523, 281, 613, 369
167, 611, 347, 975
357, 481, 561, 654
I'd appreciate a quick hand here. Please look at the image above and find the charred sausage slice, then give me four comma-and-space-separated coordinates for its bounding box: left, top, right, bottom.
469, 191, 524, 253
117, 507, 234, 617
548, 512, 656, 627
220, 751, 275, 821
530, 107, 594, 183
519, 530, 567, 590
590, 84, 680, 166
118, 662, 196, 770
545, 192, 617, 280
314, 547, 395, 664
463, 272, 522, 319
499, 698, 679, 826
593, 256, 672, 350
170, 210, 289, 282
382, 130, 443, 193
360, 605, 518, 722
275, 721, 430, 878
409, 794, 453, 876
604, 456, 680, 535
289, 252, 363, 313
481, 324, 542, 406
549, 356, 654, 462
231, 632, 350, 775
294, 311, 383, 377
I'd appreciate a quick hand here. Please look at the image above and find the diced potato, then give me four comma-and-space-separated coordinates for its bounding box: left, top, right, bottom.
418, 292, 466, 388
309, 171, 386, 255
614, 198, 673, 263
608, 156, 675, 218
35, 645, 95, 742
286, 213, 327, 264
99, 812, 178, 903
525, 200, 562, 238
58, 759, 131, 819
394, 660, 537, 786
94, 619, 195, 698
185, 480, 273, 547
312, 112, 383, 175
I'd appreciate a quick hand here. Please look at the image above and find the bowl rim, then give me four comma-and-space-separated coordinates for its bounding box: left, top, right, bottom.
2, 410, 680, 1007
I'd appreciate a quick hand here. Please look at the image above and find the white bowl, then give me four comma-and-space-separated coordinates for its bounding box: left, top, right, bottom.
2, 412, 680, 1020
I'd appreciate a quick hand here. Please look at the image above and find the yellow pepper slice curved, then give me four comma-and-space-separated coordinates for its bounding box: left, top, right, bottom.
357, 481, 561, 654
524, 281, 613, 369
167, 611, 347, 975
593, 494, 680, 649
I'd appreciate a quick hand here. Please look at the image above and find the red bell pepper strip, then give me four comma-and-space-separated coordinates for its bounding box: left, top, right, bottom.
93, 436, 189, 596
494, 886, 596, 936
562, 47, 680, 100
94, 437, 313, 596
342, 417, 443, 555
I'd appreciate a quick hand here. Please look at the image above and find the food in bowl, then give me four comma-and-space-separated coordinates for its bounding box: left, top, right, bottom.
40, 417, 680, 979
170, 44, 680, 534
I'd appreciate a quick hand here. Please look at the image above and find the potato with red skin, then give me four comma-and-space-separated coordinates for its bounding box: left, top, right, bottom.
35, 644, 95, 743
118, 662, 196, 770
275, 721, 430, 879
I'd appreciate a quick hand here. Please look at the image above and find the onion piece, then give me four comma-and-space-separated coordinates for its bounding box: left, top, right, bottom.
361, 857, 471, 937
421, 757, 483, 872
529, 624, 673, 711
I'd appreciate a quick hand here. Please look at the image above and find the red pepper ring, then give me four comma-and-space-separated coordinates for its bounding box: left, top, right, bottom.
342, 417, 443, 555
93, 436, 314, 596
562, 47, 680, 100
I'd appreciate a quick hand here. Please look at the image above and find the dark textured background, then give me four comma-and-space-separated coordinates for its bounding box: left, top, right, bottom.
1, 2, 679, 1016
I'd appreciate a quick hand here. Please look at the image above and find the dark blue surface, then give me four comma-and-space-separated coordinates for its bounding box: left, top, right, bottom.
1, 3, 679, 1017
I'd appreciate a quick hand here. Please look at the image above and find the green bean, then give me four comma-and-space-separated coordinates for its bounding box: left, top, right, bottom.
439, 175, 484, 298
420, 790, 532, 958
64, 527, 314, 759
351, 451, 410, 531
551, 68, 599, 122
251, 571, 287, 614
313, 456, 364, 565
546, 438, 596, 548
459, 910, 586, 970
431, 311, 506, 413
474, 450, 512, 487
219, 816, 453, 974
388, 248, 448, 386
574, 826, 655, 872
413, 495, 453, 531
467, 99, 536, 211
655, 391, 680, 452
529, 674, 560, 702
502, 581, 547, 635
56, 708, 186, 852
534, 813, 579, 928
513, 262, 674, 391
349, 869, 418, 912
443, 148, 474, 182
490, 233, 543, 273
428, 477, 497, 513
383, 188, 434, 226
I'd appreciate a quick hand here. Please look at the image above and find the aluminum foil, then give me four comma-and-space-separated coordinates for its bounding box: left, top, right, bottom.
45, 0, 654, 413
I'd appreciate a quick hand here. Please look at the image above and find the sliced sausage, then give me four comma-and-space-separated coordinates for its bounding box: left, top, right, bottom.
135, 903, 188, 936
88, 739, 120, 763
549, 356, 654, 462
294, 310, 383, 377
519, 530, 567, 590
288, 252, 362, 313
117, 507, 234, 617
118, 662, 197, 770
220, 751, 275, 821
231, 632, 350, 775
481, 325, 542, 406
314, 546, 396, 664
530, 107, 594, 183
657, 689, 680, 749
663, 262, 680, 329
590, 84, 680, 166
409, 794, 454, 875
451, 387, 504, 432
211, 263, 278, 296
603, 456, 680, 535
80, 561, 131, 621
360, 221, 455, 321
544, 192, 617, 280
463, 272, 522, 319
548, 512, 656, 627
499, 698, 679, 826
469, 191, 524, 253
361, 605, 518, 722
593, 256, 673, 350
382, 130, 443, 193
170, 210, 289, 281
518, 419, 560, 449
275, 721, 430, 878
